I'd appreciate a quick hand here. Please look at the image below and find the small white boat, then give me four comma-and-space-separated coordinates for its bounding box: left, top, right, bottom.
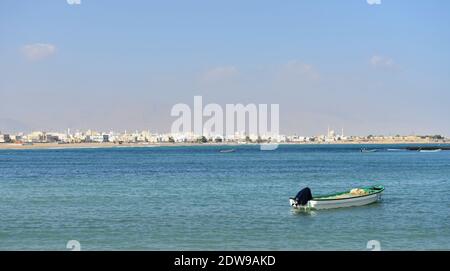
219, 149, 236, 153
361, 148, 377, 153
419, 149, 442, 153
290, 185, 384, 210
260, 143, 279, 151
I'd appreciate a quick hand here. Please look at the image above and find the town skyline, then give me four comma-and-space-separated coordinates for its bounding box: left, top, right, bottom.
1, 126, 448, 145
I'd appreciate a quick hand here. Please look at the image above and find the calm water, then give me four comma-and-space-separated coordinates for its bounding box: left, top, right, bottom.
0, 144, 449, 250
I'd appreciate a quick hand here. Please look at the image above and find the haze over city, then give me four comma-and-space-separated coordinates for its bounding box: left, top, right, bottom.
1, 0, 450, 136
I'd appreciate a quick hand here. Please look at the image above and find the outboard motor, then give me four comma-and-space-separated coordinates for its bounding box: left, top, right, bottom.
294, 187, 313, 206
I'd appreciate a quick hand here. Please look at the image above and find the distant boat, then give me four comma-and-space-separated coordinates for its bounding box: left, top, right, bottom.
406, 146, 450, 151
260, 143, 279, 151
361, 148, 377, 153
419, 149, 442, 153
290, 185, 385, 210
387, 148, 407, 152
219, 149, 236, 153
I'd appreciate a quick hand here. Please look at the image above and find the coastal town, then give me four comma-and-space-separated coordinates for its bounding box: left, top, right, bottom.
0, 128, 448, 148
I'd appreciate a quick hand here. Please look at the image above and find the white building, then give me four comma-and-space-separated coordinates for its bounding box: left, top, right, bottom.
27, 131, 46, 143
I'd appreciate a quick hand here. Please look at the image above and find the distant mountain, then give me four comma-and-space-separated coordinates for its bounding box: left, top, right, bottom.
0, 118, 32, 134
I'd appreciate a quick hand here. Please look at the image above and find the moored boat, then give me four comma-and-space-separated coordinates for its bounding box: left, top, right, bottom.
290, 185, 385, 210
361, 148, 377, 153
406, 146, 450, 151
219, 149, 236, 153
419, 149, 442, 153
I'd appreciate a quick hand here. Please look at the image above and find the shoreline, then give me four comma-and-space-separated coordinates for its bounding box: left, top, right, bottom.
0, 141, 449, 150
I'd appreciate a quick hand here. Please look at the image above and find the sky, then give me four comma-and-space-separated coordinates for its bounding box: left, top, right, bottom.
1, 0, 450, 136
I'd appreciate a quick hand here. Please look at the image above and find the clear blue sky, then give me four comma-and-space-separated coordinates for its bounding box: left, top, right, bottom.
1, 0, 450, 135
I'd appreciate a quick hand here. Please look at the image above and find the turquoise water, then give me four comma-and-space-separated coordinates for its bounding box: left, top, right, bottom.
0, 144, 449, 250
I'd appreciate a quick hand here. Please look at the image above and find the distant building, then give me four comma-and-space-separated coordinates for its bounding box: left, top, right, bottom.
27, 131, 46, 143
45, 134, 59, 143
86, 134, 109, 143
13, 134, 23, 142
0, 134, 11, 143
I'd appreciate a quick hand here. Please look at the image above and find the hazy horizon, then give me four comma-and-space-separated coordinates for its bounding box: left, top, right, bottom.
1, 1, 450, 136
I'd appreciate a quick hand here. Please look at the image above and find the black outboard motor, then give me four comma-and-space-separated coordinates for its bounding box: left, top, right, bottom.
295, 187, 313, 206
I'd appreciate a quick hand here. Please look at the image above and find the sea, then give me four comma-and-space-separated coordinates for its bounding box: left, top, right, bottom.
0, 144, 449, 250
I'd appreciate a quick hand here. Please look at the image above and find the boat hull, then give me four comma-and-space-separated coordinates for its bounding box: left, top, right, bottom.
419, 149, 442, 153
290, 191, 383, 210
